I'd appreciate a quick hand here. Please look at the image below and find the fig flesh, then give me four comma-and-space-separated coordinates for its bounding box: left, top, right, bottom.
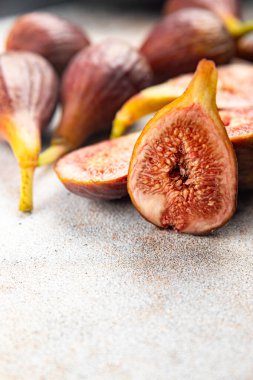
0, 52, 58, 212
55, 132, 139, 200
163, 0, 253, 38
6, 12, 90, 74
237, 32, 253, 62
128, 60, 237, 235
139, 9, 235, 84
111, 62, 253, 138
39, 39, 153, 166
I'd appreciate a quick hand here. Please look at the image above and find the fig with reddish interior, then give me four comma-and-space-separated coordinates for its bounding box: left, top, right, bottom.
163, 0, 253, 37
6, 12, 90, 74
139, 9, 234, 84
0, 52, 58, 212
237, 32, 253, 61
111, 62, 253, 138
128, 60, 237, 235
55, 132, 139, 200
221, 109, 253, 189
38, 39, 153, 166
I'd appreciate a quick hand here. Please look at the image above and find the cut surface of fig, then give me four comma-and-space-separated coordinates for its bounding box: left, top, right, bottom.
55, 132, 139, 200
128, 60, 237, 235
6, 12, 90, 73
111, 62, 253, 138
0, 52, 58, 212
140, 9, 234, 84
39, 39, 153, 166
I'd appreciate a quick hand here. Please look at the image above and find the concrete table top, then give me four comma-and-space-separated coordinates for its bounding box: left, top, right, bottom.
0, 3, 253, 380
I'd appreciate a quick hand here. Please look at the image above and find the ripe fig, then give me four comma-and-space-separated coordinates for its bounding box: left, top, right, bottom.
237, 32, 253, 62
221, 109, 253, 190
163, 0, 253, 38
128, 60, 237, 235
0, 52, 58, 212
39, 39, 153, 166
55, 132, 139, 200
111, 62, 253, 138
6, 12, 90, 74
139, 9, 235, 84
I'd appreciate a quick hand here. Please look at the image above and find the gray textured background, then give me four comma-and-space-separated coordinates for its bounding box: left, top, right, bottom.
0, 3, 253, 380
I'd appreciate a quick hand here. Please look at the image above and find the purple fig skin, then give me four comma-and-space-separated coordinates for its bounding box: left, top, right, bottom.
55, 132, 140, 201
140, 9, 235, 84
39, 39, 153, 166
6, 12, 90, 74
237, 32, 253, 62
164, 0, 241, 20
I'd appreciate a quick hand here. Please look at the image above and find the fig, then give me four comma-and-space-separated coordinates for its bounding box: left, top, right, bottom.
0, 52, 58, 212
111, 62, 253, 138
128, 60, 237, 235
163, 0, 253, 38
139, 9, 235, 84
55, 132, 139, 200
237, 32, 253, 62
221, 109, 253, 190
6, 12, 90, 74
38, 39, 153, 166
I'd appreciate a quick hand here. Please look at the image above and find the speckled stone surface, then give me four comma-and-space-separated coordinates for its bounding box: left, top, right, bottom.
1, 4, 253, 380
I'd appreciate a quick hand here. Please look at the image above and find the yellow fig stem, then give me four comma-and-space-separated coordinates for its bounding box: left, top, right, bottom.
224, 16, 253, 38
38, 143, 72, 166
19, 167, 35, 212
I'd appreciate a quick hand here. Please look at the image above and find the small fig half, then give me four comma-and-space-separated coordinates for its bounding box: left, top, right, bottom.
111, 62, 253, 138
237, 32, 253, 62
6, 12, 90, 74
140, 9, 235, 84
0, 52, 58, 212
39, 39, 153, 166
128, 60, 237, 235
163, 0, 253, 38
55, 132, 139, 200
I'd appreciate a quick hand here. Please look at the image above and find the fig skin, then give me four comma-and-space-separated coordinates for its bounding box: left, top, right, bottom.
139, 9, 235, 84
164, 0, 253, 38
39, 39, 153, 166
237, 32, 253, 62
111, 62, 253, 138
128, 60, 237, 235
55, 132, 140, 200
6, 12, 90, 74
0, 52, 58, 212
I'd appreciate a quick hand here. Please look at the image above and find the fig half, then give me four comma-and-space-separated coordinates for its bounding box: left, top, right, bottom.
140, 9, 234, 84
6, 12, 90, 74
55, 132, 139, 200
0, 52, 58, 212
39, 39, 153, 166
163, 0, 253, 38
111, 62, 253, 138
128, 60, 237, 235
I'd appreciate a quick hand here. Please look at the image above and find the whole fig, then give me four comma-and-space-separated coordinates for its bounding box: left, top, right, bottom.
6, 12, 90, 74
128, 60, 237, 235
140, 9, 235, 84
0, 52, 58, 212
39, 39, 153, 166
237, 32, 253, 62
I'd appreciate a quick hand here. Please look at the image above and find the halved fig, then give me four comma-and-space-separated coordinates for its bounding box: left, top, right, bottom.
55, 132, 139, 200
128, 60, 237, 235
139, 9, 234, 84
221, 109, 253, 190
163, 0, 253, 37
111, 62, 253, 138
237, 32, 253, 62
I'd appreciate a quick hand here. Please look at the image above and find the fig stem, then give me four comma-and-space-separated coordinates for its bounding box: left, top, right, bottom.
225, 17, 253, 37
38, 144, 71, 166
19, 167, 35, 212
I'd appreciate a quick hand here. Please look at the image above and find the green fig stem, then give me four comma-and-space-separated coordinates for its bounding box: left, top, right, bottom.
225, 16, 253, 38
19, 167, 35, 212
38, 143, 72, 166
